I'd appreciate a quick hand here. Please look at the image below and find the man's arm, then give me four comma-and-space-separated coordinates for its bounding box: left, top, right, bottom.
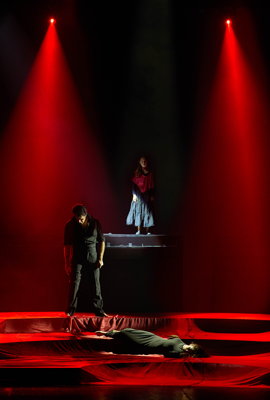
96, 220, 105, 268
96, 330, 120, 337
64, 245, 73, 276
97, 240, 105, 268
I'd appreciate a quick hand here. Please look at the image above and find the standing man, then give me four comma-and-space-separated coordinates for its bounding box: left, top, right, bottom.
64, 204, 108, 317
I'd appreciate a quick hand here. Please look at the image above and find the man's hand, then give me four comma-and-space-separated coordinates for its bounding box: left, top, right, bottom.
133, 194, 137, 202
96, 330, 106, 336
97, 259, 104, 268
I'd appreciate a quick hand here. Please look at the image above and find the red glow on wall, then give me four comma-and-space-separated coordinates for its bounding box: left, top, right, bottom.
181, 13, 270, 313
0, 23, 118, 235
0, 23, 119, 310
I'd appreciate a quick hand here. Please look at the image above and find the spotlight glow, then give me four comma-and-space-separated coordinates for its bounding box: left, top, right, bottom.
49, 18, 55, 24
181, 12, 270, 313
226, 19, 232, 26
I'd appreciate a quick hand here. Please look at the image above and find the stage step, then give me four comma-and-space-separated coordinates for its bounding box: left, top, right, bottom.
1, 312, 270, 339
0, 345, 269, 387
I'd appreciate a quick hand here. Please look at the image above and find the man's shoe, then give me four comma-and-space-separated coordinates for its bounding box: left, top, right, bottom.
66, 308, 75, 317
95, 311, 110, 317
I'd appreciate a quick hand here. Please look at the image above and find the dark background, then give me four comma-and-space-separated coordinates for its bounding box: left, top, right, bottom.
1, 1, 269, 229
0, 0, 270, 314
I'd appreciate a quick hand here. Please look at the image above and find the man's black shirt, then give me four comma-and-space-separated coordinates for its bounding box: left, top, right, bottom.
64, 215, 105, 264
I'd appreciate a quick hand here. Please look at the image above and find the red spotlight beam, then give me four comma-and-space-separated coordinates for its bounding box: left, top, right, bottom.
0, 20, 120, 235
181, 12, 270, 313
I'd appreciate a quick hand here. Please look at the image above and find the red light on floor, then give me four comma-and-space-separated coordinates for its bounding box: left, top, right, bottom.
226, 19, 232, 26
49, 18, 55, 24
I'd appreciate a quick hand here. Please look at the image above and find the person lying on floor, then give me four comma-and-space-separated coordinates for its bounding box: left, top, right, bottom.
96, 328, 208, 358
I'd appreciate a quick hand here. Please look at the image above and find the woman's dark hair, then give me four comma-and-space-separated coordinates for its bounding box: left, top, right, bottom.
189, 343, 209, 358
72, 204, 88, 217
134, 156, 150, 177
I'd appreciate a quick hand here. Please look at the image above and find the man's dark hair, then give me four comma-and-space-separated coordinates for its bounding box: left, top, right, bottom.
72, 204, 88, 217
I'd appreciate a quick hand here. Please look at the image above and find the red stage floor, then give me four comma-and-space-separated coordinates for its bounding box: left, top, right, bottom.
0, 312, 270, 387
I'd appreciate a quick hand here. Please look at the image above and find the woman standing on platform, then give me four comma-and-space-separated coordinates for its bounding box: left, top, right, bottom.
126, 156, 155, 235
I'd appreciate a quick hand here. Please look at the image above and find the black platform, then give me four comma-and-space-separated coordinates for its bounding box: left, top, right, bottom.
75, 234, 182, 314
104, 234, 178, 248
